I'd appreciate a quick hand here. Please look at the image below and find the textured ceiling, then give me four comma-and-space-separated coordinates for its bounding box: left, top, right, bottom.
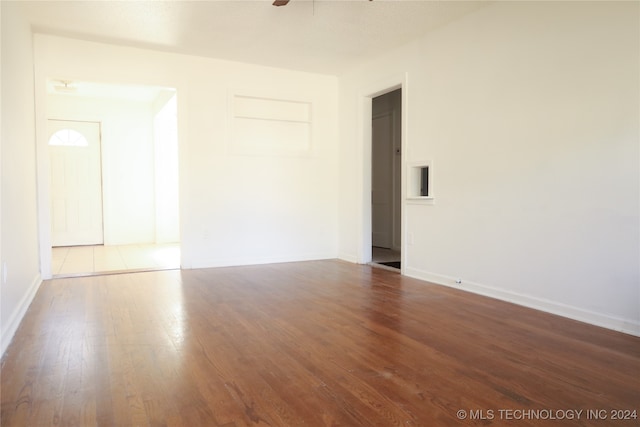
19, 0, 489, 75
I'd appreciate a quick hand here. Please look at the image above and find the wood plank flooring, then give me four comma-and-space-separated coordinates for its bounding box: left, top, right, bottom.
1, 260, 639, 426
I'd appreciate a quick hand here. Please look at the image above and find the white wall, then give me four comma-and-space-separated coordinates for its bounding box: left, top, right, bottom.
1, 3, 42, 355
153, 91, 180, 244
34, 35, 339, 273
339, 2, 640, 334
47, 95, 157, 245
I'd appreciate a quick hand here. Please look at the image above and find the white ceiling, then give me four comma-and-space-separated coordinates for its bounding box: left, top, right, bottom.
20, 0, 489, 76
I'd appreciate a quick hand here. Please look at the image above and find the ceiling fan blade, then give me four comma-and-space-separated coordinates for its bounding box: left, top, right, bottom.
273, 0, 289, 6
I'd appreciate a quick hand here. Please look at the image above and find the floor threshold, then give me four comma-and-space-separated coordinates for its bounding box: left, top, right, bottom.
369, 262, 401, 273
52, 266, 180, 279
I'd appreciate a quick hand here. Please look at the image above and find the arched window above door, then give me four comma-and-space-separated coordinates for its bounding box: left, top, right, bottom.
48, 129, 88, 147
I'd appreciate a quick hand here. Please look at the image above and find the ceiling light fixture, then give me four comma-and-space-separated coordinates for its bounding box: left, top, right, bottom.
53, 80, 77, 93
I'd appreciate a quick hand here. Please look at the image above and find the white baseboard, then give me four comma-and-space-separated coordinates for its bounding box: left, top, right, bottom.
189, 252, 338, 270
1, 274, 43, 357
404, 266, 640, 337
338, 253, 359, 264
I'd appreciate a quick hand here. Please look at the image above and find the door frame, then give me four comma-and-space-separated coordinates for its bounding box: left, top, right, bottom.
356, 72, 408, 272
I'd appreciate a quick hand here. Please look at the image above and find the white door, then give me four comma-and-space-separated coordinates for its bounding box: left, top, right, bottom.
48, 120, 104, 246
371, 112, 394, 248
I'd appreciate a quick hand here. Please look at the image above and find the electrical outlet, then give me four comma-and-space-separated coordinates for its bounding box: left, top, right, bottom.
455, 278, 462, 284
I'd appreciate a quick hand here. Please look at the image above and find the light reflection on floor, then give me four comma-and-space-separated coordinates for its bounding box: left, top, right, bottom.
52, 243, 180, 277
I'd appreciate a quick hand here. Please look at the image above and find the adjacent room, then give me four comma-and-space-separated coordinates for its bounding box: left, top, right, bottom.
2, 1, 638, 425
47, 81, 180, 276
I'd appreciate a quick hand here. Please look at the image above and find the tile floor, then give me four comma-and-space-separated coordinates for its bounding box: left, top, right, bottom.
52, 243, 180, 277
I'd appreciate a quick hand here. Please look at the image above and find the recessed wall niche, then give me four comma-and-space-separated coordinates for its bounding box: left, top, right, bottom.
408, 161, 434, 202
230, 93, 312, 156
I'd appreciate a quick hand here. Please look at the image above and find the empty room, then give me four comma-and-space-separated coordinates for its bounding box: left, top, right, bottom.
1, 1, 638, 426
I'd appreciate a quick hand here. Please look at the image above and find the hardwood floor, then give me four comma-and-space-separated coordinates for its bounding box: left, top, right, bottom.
1, 260, 638, 426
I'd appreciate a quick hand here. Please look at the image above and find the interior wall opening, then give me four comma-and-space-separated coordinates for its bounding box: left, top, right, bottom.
371, 88, 402, 270
45, 80, 181, 277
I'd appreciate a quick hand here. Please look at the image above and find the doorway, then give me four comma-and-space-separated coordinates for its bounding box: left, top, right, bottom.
42, 81, 181, 278
371, 89, 402, 270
